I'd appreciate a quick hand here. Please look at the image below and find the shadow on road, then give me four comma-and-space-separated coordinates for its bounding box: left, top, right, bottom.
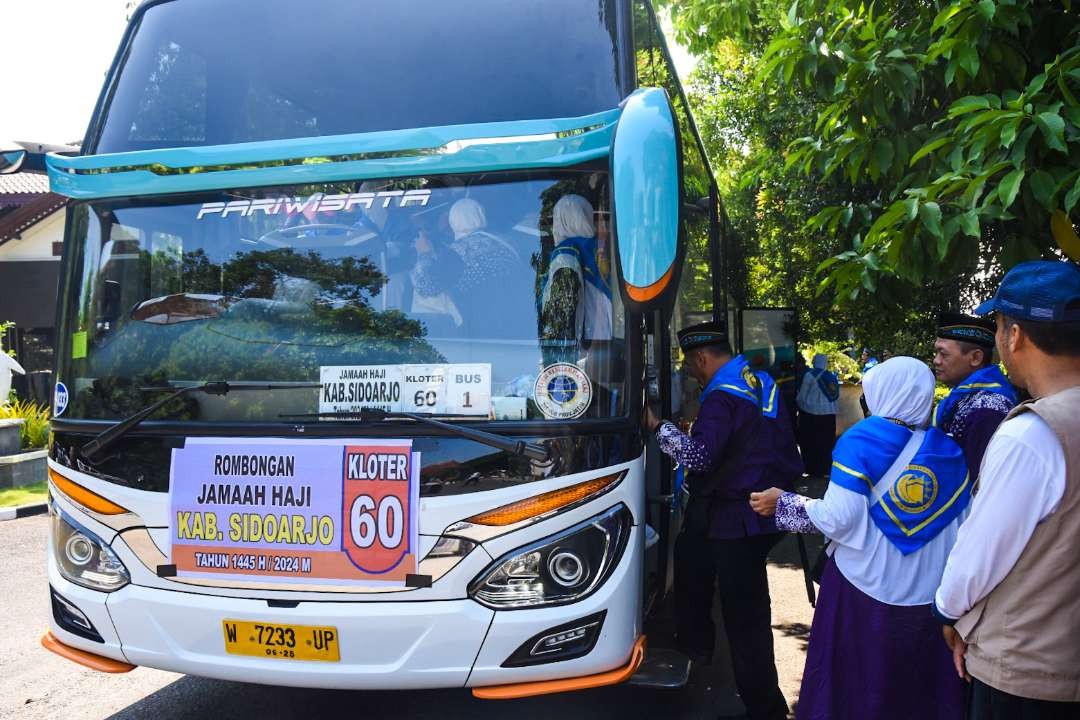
104, 669, 734, 720
105, 592, 745, 719
772, 622, 811, 653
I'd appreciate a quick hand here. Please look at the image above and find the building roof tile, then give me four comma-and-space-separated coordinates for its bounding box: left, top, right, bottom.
0, 172, 51, 195
0, 193, 68, 244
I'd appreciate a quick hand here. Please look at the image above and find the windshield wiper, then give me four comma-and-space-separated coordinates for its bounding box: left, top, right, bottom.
282, 409, 551, 463
80, 381, 321, 463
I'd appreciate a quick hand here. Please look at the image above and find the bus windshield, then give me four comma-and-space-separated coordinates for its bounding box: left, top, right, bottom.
95, 0, 621, 152
56, 171, 626, 423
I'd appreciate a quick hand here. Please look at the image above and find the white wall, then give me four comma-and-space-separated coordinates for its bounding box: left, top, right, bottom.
0, 209, 64, 262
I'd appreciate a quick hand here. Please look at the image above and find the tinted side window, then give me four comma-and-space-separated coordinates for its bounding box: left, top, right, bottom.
632, 2, 719, 422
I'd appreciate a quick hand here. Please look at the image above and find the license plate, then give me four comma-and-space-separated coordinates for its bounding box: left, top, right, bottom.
222, 620, 340, 662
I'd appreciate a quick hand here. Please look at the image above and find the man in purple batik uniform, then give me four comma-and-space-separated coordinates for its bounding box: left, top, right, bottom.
644, 320, 801, 720
932, 312, 1017, 478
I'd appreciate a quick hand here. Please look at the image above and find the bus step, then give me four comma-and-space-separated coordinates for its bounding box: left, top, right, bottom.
626, 647, 691, 689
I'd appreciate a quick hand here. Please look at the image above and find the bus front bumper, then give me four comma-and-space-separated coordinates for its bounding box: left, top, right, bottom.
45, 521, 643, 692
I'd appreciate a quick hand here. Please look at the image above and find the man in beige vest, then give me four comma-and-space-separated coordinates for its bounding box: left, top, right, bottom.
933, 260, 1080, 718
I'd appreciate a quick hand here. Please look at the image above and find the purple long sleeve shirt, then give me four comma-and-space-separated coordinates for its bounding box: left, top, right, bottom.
940, 390, 1014, 479
657, 389, 802, 540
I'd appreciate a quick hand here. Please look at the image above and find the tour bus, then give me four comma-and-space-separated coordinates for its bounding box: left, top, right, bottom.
34, 0, 729, 698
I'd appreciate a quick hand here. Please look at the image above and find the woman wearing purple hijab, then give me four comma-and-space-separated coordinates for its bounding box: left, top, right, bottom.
751, 357, 969, 719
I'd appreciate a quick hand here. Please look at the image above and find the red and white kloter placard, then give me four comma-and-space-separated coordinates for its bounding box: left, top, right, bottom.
168, 437, 419, 586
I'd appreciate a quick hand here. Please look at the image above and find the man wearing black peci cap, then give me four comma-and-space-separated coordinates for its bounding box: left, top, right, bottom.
932, 312, 1017, 478
644, 319, 801, 720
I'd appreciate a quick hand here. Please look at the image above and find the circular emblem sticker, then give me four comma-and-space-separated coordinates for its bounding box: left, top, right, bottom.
891, 464, 938, 514
54, 381, 69, 417
534, 363, 592, 420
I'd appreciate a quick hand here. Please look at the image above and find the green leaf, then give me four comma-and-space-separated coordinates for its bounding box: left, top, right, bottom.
998, 168, 1025, 208
1066, 176, 1080, 213
1034, 112, 1067, 153
904, 198, 920, 222
945, 59, 958, 87
959, 210, 981, 238
977, 0, 996, 20
785, 0, 799, 29
1029, 169, 1057, 210
873, 139, 895, 177
932, 4, 966, 32
919, 201, 943, 239
1010, 125, 1038, 165
956, 44, 980, 78
861, 269, 877, 292
1000, 117, 1022, 147
815, 255, 844, 273
948, 95, 991, 117
1025, 73, 1048, 97
910, 136, 951, 165
943, 215, 964, 257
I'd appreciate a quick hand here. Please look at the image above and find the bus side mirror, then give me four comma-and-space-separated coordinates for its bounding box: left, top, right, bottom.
0, 149, 26, 174
610, 88, 683, 312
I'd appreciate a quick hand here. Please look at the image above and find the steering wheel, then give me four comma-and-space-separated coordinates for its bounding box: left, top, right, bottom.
256, 223, 379, 247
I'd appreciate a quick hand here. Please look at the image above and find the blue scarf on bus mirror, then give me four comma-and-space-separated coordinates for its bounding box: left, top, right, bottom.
831, 417, 971, 555
700, 354, 779, 419
932, 364, 1016, 429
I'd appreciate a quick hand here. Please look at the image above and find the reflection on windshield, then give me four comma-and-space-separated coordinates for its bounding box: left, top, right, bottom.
59, 172, 626, 422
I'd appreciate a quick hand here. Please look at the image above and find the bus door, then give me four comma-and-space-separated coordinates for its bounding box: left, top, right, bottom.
736, 307, 799, 425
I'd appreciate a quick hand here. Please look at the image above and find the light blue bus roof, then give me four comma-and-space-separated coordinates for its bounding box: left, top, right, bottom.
48, 108, 621, 201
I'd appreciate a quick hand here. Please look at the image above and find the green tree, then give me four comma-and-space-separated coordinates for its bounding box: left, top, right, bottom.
662, 0, 1080, 353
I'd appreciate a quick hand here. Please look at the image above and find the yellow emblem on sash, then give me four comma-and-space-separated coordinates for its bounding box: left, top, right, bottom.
890, 464, 938, 514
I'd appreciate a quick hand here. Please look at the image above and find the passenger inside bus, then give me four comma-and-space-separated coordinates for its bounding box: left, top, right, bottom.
538, 194, 614, 365
410, 197, 529, 337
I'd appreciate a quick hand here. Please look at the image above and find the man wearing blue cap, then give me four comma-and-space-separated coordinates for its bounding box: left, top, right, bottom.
934, 260, 1080, 718
644, 319, 801, 720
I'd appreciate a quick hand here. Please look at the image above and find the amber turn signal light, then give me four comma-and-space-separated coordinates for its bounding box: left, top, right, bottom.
49, 467, 129, 515
465, 472, 624, 526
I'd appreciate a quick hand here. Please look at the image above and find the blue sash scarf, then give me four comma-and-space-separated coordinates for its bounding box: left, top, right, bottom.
808, 368, 840, 402
831, 417, 970, 555
673, 355, 779, 503
700, 354, 779, 419
933, 365, 1016, 429
546, 236, 611, 298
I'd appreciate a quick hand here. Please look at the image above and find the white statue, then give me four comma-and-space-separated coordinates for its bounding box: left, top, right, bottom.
0, 352, 25, 405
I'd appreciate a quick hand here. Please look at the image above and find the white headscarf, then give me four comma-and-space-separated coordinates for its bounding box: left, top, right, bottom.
449, 198, 487, 239
862, 356, 935, 428
812, 353, 828, 370
552, 194, 595, 243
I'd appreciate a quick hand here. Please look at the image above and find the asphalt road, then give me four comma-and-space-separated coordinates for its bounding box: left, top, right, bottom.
0, 513, 815, 720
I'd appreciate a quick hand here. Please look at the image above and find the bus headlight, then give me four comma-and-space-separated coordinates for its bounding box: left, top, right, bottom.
468, 504, 631, 609
51, 505, 130, 592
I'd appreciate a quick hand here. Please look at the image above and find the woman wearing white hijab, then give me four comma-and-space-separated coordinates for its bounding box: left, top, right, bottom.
412, 198, 521, 331
538, 194, 613, 364
751, 357, 969, 720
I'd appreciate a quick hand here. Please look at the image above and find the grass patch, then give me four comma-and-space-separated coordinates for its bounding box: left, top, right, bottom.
0, 481, 47, 508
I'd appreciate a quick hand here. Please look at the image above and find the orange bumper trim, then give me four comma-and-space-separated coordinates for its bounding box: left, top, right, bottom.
41, 632, 136, 673
471, 635, 646, 700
